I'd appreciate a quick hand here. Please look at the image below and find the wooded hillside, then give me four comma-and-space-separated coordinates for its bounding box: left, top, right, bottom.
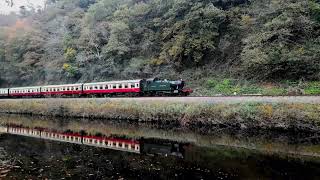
0, 0, 319, 91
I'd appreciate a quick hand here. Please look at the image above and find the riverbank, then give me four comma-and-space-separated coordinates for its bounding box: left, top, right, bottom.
0, 98, 320, 133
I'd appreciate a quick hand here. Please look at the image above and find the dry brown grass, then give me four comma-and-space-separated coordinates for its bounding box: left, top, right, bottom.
0, 99, 320, 131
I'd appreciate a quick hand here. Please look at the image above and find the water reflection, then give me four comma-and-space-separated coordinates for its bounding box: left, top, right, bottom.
1, 125, 187, 158
0, 114, 319, 157
0, 115, 319, 179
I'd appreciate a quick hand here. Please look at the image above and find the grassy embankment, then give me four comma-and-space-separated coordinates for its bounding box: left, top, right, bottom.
0, 99, 319, 132
190, 78, 320, 96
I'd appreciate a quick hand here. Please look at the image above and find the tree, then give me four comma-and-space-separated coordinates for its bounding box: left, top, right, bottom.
241, 0, 320, 80
160, 2, 226, 67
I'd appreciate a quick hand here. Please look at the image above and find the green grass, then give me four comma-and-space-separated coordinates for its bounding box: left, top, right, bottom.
304, 82, 320, 95
195, 78, 320, 96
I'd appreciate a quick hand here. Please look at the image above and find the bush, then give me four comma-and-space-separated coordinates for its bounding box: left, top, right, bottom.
63, 63, 79, 78
64, 48, 77, 62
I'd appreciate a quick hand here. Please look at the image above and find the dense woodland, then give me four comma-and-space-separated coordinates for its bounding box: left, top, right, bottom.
0, 0, 320, 90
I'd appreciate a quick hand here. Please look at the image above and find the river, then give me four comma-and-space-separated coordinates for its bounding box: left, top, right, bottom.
0, 114, 319, 179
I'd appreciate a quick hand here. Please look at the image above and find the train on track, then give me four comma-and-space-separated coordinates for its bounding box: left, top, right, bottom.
0, 78, 193, 98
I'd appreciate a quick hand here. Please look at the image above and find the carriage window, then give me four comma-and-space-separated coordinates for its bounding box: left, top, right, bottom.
125, 84, 128, 88
100, 86, 103, 90
76, 87, 79, 90
113, 85, 117, 89
90, 86, 93, 90
135, 83, 139, 88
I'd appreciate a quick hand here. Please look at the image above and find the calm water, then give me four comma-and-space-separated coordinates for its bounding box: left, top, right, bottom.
0, 114, 319, 179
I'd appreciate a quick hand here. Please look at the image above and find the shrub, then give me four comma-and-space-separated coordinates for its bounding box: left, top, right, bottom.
62, 63, 79, 78
64, 48, 77, 62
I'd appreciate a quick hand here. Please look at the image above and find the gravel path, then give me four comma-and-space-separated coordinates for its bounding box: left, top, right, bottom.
1, 96, 320, 104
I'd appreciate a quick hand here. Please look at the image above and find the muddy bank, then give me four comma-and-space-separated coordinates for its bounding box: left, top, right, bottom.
0, 99, 320, 133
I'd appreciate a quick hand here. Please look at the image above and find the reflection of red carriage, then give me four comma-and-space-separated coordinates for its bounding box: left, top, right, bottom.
6, 126, 140, 153
2, 125, 189, 157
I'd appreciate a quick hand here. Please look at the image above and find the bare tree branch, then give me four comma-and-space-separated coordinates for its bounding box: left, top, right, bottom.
5, 0, 14, 7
